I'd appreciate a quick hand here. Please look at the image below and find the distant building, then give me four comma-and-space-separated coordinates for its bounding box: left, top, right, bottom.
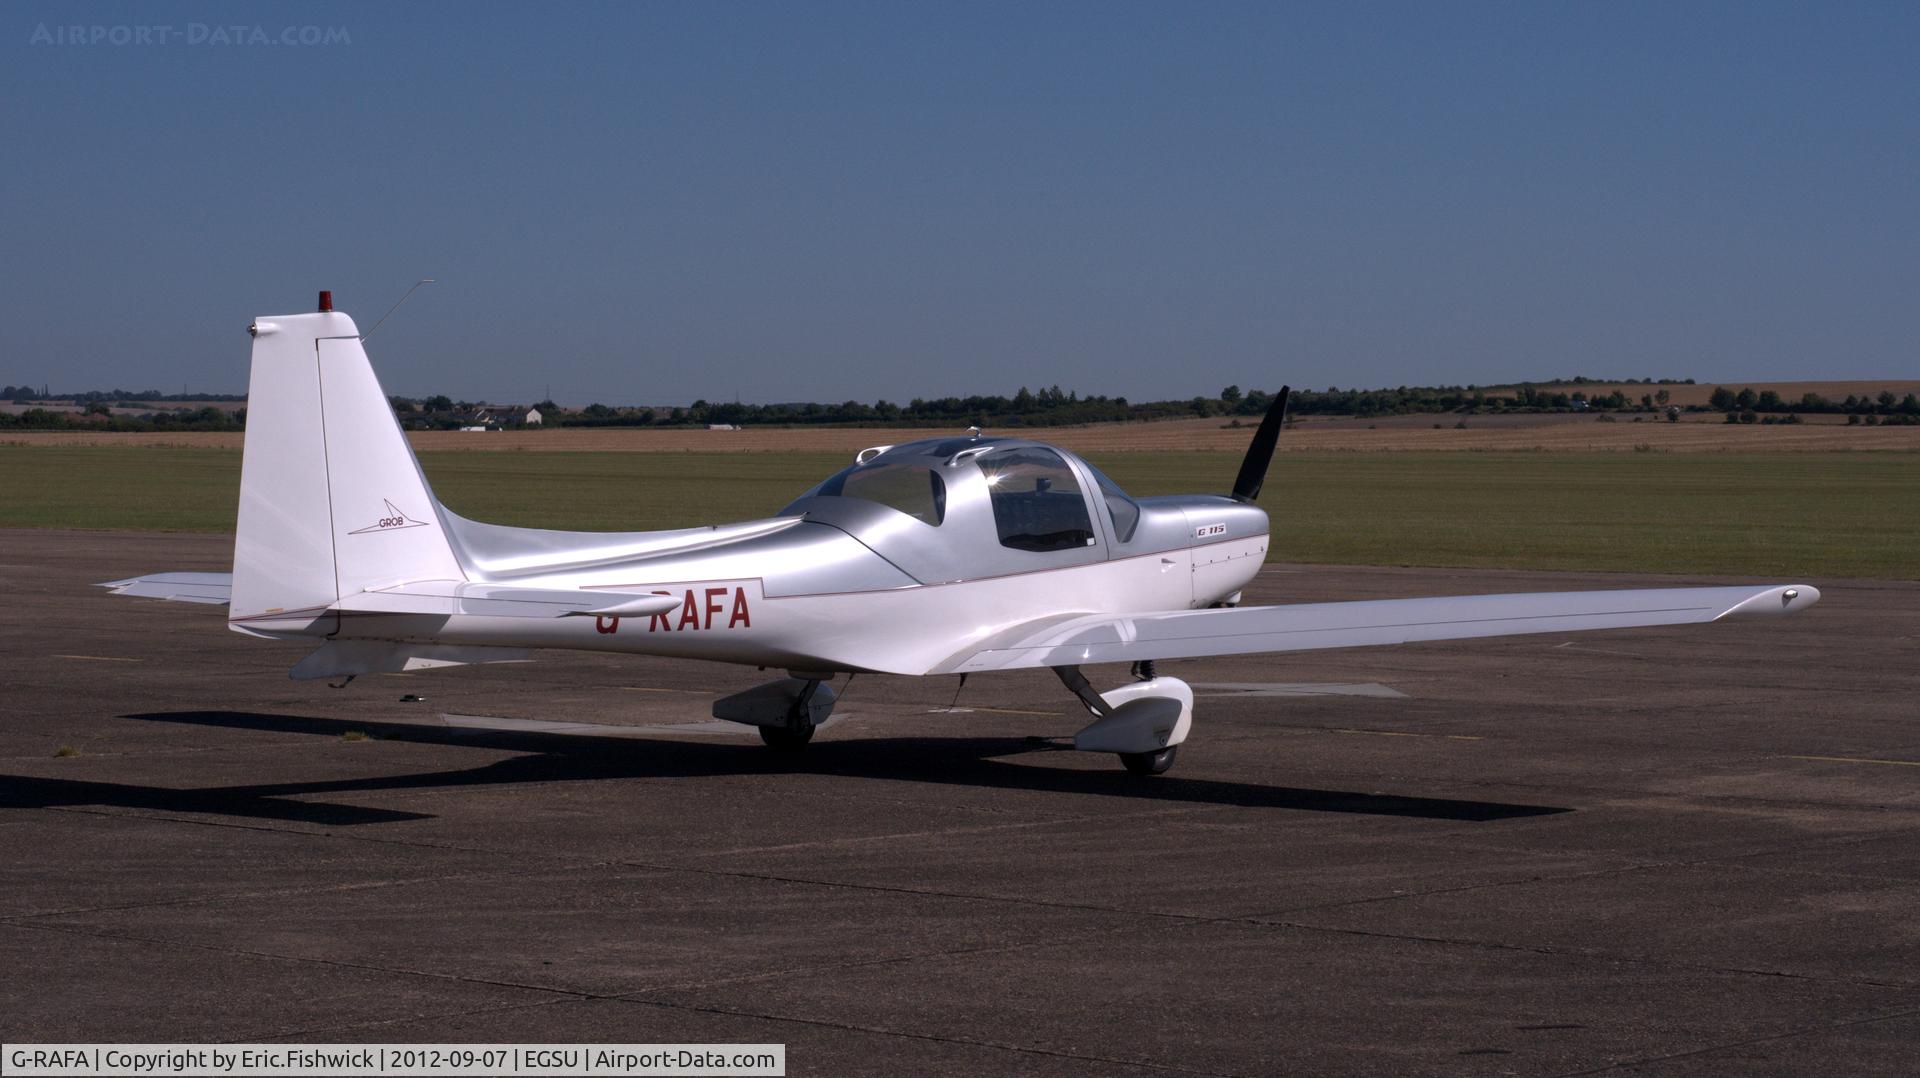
523, 407, 543, 426
451, 408, 506, 431
707, 423, 738, 431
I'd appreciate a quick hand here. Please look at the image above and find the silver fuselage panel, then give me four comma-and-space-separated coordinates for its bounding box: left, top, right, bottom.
439, 436, 1266, 603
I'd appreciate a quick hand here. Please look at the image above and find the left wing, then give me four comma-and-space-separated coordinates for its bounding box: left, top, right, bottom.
333, 581, 681, 618
935, 584, 1819, 674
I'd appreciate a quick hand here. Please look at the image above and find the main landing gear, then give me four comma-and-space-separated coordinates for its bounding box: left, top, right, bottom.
713, 666, 1193, 775
1053, 664, 1193, 776
758, 719, 815, 752
712, 676, 837, 752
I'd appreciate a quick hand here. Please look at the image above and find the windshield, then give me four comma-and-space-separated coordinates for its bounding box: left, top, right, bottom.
1084, 464, 1141, 543
811, 459, 947, 525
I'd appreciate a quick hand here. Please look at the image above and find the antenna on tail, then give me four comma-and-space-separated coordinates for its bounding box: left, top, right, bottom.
361, 278, 435, 341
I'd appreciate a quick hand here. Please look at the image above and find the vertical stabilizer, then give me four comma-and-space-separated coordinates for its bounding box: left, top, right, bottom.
230, 303, 465, 627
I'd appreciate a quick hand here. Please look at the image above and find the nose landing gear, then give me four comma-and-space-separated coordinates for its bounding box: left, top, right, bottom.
1119, 745, 1179, 776
1053, 665, 1193, 775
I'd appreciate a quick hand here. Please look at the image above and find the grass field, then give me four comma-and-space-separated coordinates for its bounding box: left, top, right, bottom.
2, 446, 1913, 579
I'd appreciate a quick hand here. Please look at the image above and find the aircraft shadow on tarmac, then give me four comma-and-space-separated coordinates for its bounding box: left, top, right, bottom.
0, 710, 1571, 828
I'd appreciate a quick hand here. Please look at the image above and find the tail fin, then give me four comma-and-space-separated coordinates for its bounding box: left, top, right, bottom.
230, 299, 465, 626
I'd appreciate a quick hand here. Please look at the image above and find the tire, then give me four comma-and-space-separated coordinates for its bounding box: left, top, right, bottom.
759, 723, 815, 752
1119, 745, 1177, 776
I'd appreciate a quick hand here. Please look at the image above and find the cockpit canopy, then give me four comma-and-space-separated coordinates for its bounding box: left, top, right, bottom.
781, 437, 1142, 583
975, 445, 1097, 552
812, 457, 948, 526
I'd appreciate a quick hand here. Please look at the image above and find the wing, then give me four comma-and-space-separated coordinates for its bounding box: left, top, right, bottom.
100, 574, 678, 619
936, 584, 1819, 674
333, 581, 681, 619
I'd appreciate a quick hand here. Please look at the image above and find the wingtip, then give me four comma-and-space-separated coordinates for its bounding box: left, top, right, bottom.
1721, 584, 1821, 619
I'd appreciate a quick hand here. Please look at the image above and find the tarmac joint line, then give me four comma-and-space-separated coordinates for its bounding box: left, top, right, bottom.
1333, 728, 1483, 741
1784, 754, 1920, 768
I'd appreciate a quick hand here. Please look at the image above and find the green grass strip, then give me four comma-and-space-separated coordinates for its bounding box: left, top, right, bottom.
3, 446, 1912, 579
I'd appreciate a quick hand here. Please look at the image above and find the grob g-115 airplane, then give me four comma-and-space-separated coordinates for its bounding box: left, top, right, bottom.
104, 294, 1820, 775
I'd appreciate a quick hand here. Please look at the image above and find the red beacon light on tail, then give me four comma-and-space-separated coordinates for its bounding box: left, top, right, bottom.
318, 290, 333, 312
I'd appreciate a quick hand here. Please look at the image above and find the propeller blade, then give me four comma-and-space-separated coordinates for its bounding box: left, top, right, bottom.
1229, 386, 1291, 503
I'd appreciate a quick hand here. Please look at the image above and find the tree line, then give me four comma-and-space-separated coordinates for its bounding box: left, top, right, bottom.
0, 405, 243, 431
1707, 386, 1920, 419
546, 381, 1698, 427
6, 377, 1917, 431
3, 385, 245, 404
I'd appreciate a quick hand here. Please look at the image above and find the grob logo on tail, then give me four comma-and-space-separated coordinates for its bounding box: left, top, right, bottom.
348, 499, 431, 535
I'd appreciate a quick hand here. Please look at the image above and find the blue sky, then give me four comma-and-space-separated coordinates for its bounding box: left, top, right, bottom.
5, 2, 1914, 404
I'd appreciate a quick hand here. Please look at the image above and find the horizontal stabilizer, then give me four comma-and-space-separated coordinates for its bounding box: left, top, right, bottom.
937, 584, 1820, 673
100, 574, 676, 621
334, 581, 682, 619
98, 573, 233, 605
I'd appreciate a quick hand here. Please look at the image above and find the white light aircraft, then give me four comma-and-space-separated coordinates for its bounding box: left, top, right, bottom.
104, 294, 1820, 774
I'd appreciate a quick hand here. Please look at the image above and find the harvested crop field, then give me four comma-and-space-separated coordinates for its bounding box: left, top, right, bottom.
6, 413, 1919, 454
1480, 379, 1920, 408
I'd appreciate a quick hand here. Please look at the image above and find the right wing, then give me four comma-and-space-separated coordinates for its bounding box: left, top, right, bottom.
936, 584, 1819, 674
